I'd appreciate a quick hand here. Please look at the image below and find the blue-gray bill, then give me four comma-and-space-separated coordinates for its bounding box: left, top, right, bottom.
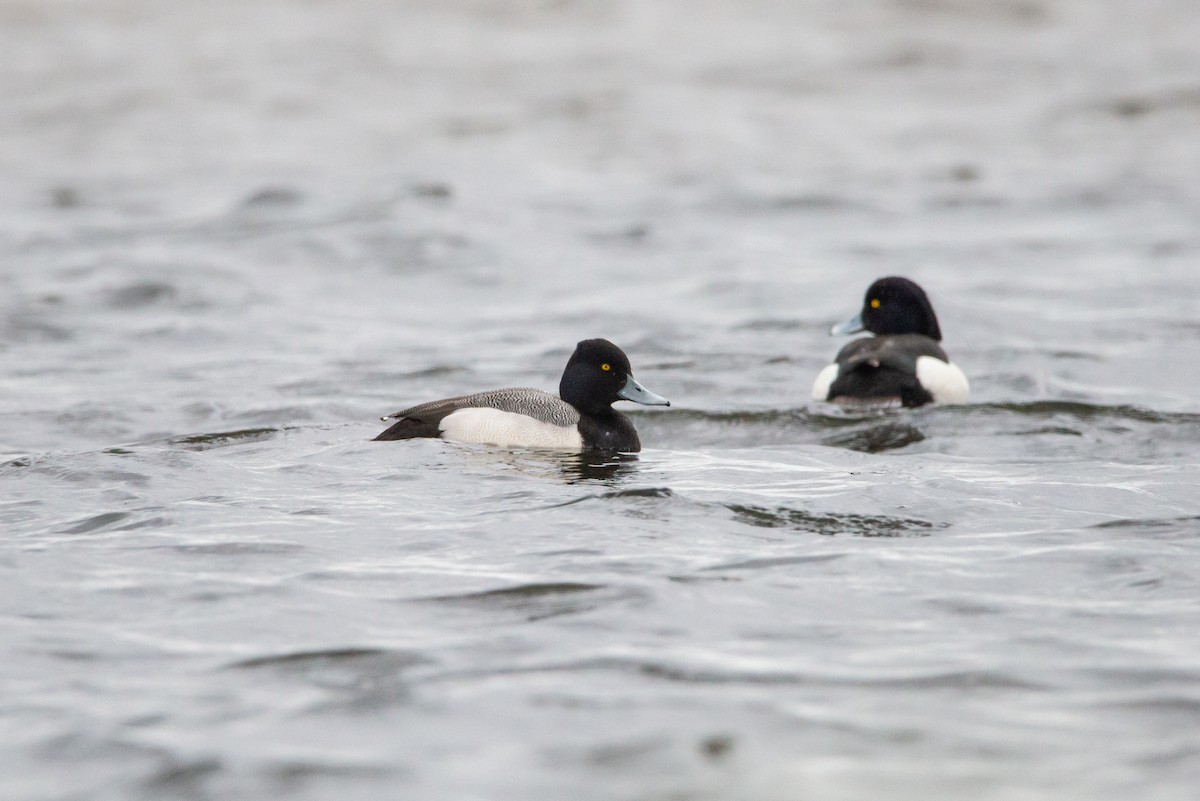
830, 311, 865, 336
617, 375, 670, 406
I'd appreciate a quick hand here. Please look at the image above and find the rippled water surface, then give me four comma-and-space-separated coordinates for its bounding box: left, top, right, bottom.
3, 1, 1200, 799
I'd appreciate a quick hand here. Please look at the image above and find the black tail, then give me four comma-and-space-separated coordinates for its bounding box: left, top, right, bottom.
373, 417, 441, 441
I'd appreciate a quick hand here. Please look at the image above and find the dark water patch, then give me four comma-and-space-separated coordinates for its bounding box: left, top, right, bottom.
666, 575, 742, 586
230, 647, 424, 676
0, 455, 36, 473
229, 648, 423, 712
411, 182, 453, 200
1103, 696, 1200, 718
141, 756, 223, 797
267, 758, 401, 790
1011, 426, 1083, 437
921, 403, 1200, 459
417, 581, 634, 623
638, 661, 798, 685
733, 318, 808, 332
547, 486, 676, 509
925, 597, 1003, 617
104, 280, 177, 309
583, 737, 668, 768
800, 401, 1200, 436
1089, 515, 1200, 536
949, 162, 981, 182
588, 662, 1044, 692
768, 192, 862, 211
49, 185, 84, 209
699, 733, 735, 761
47, 649, 104, 662
1149, 240, 1194, 260
702, 553, 846, 572
240, 186, 305, 209
186, 586, 289, 604
726, 504, 938, 538
821, 420, 926, 452
449, 655, 800, 686
5, 453, 151, 487
901, 0, 1047, 24
2, 312, 74, 342
1085, 667, 1200, 688
599, 486, 675, 500
925, 193, 1008, 210
1107, 86, 1200, 118
112, 515, 169, 532
1043, 349, 1104, 361
584, 222, 652, 247
170, 427, 282, 450
1135, 745, 1200, 772
849, 670, 1045, 692
710, 188, 872, 213
306, 681, 414, 714
430, 657, 771, 687
232, 647, 389, 670
37, 730, 165, 762
58, 510, 131, 534
971, 401, 1200, 425
426, 582, 602, 602
727, 180, 878, 211
530, 547, 604, 558
160, 541, 306, 556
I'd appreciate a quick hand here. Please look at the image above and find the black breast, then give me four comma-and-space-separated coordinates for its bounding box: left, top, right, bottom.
577, 411, 641, 453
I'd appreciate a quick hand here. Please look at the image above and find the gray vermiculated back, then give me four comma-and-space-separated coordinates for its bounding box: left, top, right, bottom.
388, 388, 581, 427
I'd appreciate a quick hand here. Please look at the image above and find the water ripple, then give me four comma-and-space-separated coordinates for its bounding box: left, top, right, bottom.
725, 504, 940, 537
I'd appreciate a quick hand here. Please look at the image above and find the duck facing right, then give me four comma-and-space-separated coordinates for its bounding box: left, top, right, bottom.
812, 276, 969, 408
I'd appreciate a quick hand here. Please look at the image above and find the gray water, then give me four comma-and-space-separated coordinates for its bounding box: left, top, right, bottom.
3, 1, 1200, 799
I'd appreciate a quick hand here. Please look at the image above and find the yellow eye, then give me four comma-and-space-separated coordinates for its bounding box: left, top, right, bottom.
870, 298, 881, 309
600, 363, 612, 372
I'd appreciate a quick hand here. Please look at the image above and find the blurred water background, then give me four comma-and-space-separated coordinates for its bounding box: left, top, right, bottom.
3, 1, 1200, 799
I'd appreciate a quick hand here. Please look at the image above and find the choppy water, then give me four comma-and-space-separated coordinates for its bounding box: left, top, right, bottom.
4, 1, 1200, 799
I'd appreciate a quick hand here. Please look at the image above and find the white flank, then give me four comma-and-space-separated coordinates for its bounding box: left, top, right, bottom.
916, 356, 970, 404
811, 363, 839, 401
438, 407, 584, 450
